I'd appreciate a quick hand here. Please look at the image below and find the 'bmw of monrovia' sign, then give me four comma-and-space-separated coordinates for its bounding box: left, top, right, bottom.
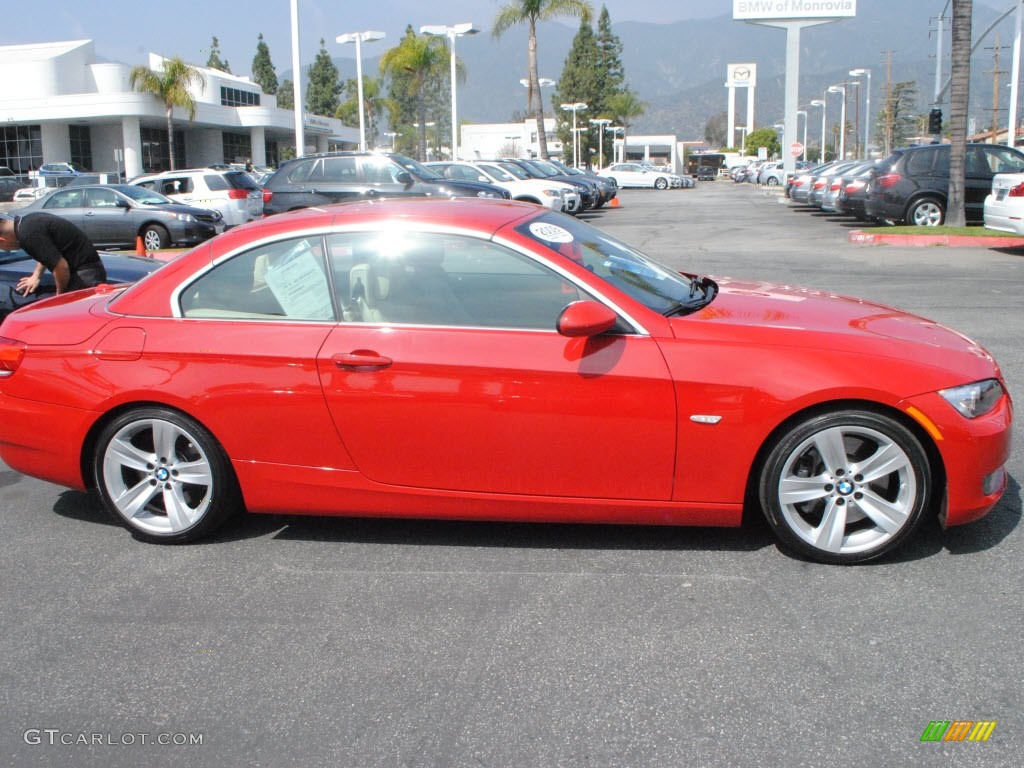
733, 0, 856, 20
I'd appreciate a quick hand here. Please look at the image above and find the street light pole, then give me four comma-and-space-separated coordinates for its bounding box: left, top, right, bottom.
850, 67, 872, 159
797, 110, 808, 161
828, 84, 847, 160
384, 131, 401, 150
336, 30, 386, 151
421, 23, 478, 161
590, 118, 611, 167
809, 100, 825, 161
560, 102, 587, 167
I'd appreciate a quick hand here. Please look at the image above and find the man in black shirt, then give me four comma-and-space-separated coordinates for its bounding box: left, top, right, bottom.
0, 212, 107, 295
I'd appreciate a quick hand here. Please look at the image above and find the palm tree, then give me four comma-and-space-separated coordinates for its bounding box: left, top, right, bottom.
947, 0, 972, 227
338, 77, 390, 150
380, 34, 450, 160
129, 57, 205, 171
492, 0, 593, 160
604, 90, 645, 163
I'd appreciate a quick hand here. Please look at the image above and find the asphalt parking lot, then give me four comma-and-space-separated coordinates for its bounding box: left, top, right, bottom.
0, 181, 1021, 767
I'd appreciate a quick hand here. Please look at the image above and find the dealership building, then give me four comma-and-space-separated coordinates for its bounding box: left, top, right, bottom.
0, 40, 357, 179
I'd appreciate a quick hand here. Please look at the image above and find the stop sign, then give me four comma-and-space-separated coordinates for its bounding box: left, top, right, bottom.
789, 142, 804, 157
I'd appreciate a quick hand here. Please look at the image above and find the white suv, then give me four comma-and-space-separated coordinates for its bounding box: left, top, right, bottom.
129, 168, 263, 227
425, 161, 581, 213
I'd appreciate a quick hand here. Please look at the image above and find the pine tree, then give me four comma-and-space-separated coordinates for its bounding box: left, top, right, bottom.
252, 33, 278, 95
305, 39, 341, 117
594, 5, 624, 111
206, 36, 231, 73
277, 79, 294, 110
552, 21, 601, 166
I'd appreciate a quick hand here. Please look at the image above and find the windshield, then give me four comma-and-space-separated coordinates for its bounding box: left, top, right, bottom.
479, 164, 515, 182
525, 159, 562, 177
389, 153, 444, 180
116, 185, 172, 204
497, 162, 532, 180
515, 213, 717, 316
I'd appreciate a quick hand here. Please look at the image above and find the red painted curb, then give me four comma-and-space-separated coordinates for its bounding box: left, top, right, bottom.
849, 230, 1024, 247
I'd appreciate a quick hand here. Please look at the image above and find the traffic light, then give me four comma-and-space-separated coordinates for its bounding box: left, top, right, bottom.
928, 108, 943, 134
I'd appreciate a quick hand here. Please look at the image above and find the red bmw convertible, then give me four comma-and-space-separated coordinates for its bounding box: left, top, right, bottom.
0, 198, 1012, 563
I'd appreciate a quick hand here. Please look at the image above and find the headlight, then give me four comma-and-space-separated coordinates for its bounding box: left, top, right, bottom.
172, 213, 195, 222
939, 379, 1004, 418
541, 189, 561, 197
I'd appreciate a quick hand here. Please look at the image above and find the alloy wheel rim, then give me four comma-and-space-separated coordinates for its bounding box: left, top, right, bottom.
776, 425, 917, 555
913, 202, 942, 226
102, 418, 213, 534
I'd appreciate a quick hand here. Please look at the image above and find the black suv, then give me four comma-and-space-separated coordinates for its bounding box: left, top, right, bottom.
864, 142, 1024, 226
262, 152, 509, 215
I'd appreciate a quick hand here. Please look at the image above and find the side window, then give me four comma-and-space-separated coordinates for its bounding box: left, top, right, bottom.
180, 236, 336, 321
86, 188, 120, 207
905, 150, 936, 176
160, 178, 189, 195
983, 146, 1024, 174
359, 157, 402, 184
285, 159, 316, 183
320, 157, 359, 182
204, 174, 228, 191
43, 190, 83, 209
327, 232, 594, 329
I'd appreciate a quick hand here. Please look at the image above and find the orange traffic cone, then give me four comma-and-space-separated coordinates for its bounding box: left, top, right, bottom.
135, 236, 146, 256
610, 195, 621, 208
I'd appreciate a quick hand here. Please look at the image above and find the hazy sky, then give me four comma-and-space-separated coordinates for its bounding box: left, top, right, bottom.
1, 0, 721, 75
2, 1, 1006, 82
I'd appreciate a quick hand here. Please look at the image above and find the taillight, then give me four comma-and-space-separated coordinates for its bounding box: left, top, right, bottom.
227, 188, 249, 199
262, 189, 273, 203
830, 181, 842, 192
813, 180, 826, 189
876, 173, 901, 189
792, 179, 805, 187
1007, 182, 1024, 197
0, 337, 26, 377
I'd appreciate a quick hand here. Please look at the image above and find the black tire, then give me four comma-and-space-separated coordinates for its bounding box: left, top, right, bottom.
906, 197, 945, 227
654, 177, 669, 190
92, 407, 241, 544
141, 224, 170, 251
758, 410, 932, 564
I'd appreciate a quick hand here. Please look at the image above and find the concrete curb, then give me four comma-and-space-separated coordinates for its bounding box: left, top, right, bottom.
848, 229, 1024, 248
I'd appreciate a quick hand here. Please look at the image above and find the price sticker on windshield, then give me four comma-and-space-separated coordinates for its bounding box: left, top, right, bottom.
529, 222, 574, 243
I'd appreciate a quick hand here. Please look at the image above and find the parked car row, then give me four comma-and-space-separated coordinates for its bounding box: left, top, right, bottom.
785, 143, 1024, 227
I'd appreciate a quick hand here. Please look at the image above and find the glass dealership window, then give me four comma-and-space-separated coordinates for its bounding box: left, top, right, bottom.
140, 127, 186, 173
69, 125, 92, 171
0, 124, 43, 174
222, 132, 252, 164
220, 87, 261, 107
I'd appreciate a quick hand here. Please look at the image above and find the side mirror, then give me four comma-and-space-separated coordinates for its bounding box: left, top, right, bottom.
395, 170, 413, 187
116, 199, 131, 209
557, 300, 618, 337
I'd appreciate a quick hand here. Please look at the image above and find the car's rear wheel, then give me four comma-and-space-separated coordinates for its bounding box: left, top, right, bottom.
767, 176, 779, 186
654, 177, 669, 190
758, 410, 932, 564
92, 407, 241, 543
141, 224, 170, 251
907, 197, 944, 227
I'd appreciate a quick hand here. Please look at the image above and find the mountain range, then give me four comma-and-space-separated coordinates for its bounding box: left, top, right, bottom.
288, 0, 1024, 142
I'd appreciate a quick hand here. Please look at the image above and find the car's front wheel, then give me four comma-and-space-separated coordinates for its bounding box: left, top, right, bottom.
907, 197, 945, 227
141, 224, 170, 251
758, 410, 932, 564
92, 407, 241, 543
654, 177, 669, 190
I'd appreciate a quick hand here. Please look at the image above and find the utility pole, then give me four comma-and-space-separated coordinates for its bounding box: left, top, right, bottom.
985, 34, 1009, 142
883, 49, 894, 154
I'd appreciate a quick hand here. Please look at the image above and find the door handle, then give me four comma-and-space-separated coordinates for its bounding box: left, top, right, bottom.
333, 351, 392, 370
